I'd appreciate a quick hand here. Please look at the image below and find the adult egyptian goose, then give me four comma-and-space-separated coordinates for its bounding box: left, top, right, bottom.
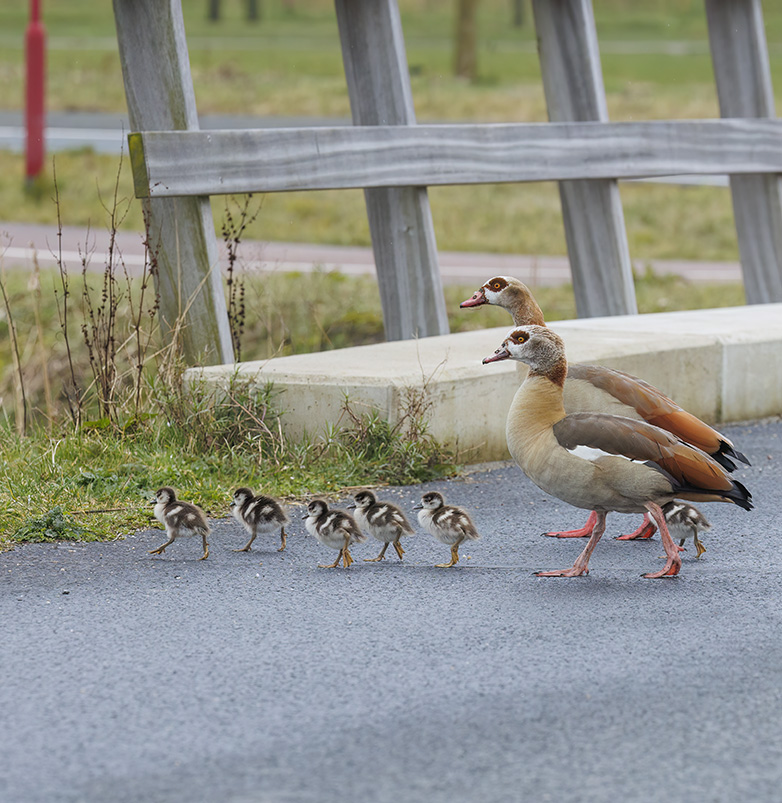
303, 499, 367, 568
483, 326, 751, 578
464, 276, 749, 540
149, 487, 210, 561
230, 487, 290, 552
349, 490, 415, 562
414, 491, 480, 568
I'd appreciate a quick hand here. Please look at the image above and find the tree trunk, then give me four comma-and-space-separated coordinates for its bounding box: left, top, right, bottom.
512, 0, 524, 27
454, 0, 479, 80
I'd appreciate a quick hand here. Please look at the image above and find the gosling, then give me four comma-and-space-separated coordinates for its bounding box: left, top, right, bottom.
349, 490, 415, 562
149, 487, 210, 561
414, 491, 479, 568
231, 487, 290, 552
303, 499, 366, 568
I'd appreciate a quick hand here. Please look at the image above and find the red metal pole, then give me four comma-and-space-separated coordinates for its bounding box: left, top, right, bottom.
25, 0, 46, 181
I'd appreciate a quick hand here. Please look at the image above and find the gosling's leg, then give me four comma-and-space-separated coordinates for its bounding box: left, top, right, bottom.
278, 527, 288, 552
319, 553, 343, 569
342, 537, 354, 568
436, 537, 464, 568
234, 531, 257, 552
365, 543, 389, 562
693, 533, 707, 558
199, 533, 209, 561
149, 532, 177, 556
537, 512, 606, 577
642, 502, 681, 578
392, 539, 405, 560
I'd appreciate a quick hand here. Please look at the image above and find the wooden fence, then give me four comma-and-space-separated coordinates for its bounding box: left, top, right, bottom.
115, 0, 782, 366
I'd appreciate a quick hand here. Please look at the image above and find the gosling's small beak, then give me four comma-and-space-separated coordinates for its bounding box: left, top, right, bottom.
482, 346, 510, 364
347, 503, 356, 510
459, 289, 486, 308
413, 503, 423, 510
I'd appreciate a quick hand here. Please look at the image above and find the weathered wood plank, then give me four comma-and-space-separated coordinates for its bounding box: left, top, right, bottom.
128, 118, 782, 198
533, 0, 636, 318
706, 0, 782, 303
113, 0, 234, 365
335, 0, 448, 341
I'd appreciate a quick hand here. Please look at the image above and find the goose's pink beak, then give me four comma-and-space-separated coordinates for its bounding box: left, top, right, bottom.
460, 289, 486, 308
482, 346, 510, 364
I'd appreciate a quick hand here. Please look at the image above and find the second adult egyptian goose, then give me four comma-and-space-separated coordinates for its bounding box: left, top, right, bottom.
483, 326, 751, 578
465, 276, 749, 540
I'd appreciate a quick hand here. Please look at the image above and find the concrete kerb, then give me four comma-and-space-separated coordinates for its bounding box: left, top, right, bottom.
187, 303, 782, 462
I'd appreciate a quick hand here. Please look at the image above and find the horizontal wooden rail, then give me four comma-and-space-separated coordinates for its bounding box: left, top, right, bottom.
128, 117, 782, 199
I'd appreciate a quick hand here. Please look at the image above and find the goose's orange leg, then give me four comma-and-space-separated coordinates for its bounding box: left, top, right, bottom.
543, 510, 598, 539
616, 513, 657, 541
537, 512, 606, 577
642, 502, 682, 579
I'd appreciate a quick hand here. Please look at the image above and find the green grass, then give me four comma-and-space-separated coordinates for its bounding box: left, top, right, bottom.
0, 387, 457, 550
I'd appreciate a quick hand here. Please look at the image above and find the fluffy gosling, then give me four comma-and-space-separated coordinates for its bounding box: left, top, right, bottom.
303, 499, 367, 568
149, 487, 210, 561
414, 491, 479, 568
231, 487, 290, 552
349, 490, 415, 562
663, 501, 712, 558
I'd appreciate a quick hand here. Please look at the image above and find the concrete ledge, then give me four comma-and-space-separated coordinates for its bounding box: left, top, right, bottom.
189, 304, 782, 462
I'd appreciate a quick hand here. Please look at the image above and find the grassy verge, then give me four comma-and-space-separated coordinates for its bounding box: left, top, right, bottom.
0, 251, 744, 552
0, 381, 457, 550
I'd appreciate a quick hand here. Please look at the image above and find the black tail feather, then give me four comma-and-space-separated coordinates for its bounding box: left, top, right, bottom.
712, 440, 751, 472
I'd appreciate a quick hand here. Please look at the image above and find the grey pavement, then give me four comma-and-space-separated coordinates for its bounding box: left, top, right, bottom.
1, 418, 779, 802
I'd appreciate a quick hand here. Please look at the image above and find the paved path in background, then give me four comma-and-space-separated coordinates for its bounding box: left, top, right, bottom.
1, 419, 780, 802
2, 219, 741, 289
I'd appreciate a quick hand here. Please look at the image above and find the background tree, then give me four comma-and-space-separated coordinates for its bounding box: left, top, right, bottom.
454, 0, 479, 80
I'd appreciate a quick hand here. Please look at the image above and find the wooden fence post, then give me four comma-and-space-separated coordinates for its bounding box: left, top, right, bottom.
334, 0, 450, 341
532, 0, 637, 317
705, 0, 782, 303
113, 0, 234, 365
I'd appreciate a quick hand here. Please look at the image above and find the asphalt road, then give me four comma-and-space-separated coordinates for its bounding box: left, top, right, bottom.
1, 419, 780, 803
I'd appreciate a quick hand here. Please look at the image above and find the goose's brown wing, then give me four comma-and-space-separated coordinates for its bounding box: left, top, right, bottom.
552, 412, 735, 492
567, 363, 745, 464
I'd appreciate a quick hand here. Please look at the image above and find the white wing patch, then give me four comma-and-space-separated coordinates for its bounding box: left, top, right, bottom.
570, 445, 632, 463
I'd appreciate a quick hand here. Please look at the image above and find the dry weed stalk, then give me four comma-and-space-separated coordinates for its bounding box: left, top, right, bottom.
52, 153, 161, 429
52, 160, 83, 428
29, 254, 54, 428
222, 194, 263, 361
0, 257, 27, 435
